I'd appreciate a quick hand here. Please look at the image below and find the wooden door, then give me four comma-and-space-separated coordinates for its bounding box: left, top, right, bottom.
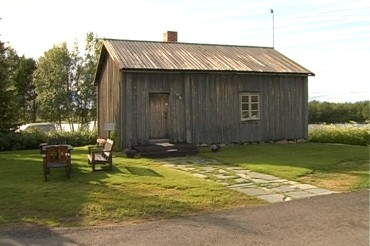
149, 93, 169, 139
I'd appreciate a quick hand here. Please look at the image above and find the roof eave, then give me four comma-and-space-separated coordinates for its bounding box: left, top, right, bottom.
120, 68, 315, 76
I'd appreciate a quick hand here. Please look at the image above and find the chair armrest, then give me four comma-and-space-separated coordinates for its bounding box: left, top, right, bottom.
88, 145, 103, 153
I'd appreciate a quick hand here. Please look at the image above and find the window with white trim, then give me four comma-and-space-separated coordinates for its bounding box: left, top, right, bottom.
240, 93, 260, 121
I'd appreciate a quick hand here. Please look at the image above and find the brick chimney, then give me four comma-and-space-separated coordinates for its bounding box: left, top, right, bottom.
163, 31, 177, 42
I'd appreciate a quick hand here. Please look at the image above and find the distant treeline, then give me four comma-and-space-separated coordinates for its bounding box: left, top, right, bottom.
308, 100, 369, 124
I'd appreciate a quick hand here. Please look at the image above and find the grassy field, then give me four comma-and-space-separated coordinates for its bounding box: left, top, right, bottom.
0, 143, 368, 228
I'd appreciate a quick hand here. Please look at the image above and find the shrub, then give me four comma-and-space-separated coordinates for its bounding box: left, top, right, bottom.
309, 124, 370, 146
0, 129, 97, 151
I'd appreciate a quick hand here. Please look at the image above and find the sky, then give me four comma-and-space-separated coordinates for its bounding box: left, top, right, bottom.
0, 0, 369, 102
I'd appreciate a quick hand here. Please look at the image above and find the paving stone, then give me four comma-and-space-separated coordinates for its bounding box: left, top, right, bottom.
215, 174, 236, 180
234, 178, 248, 183
226, 167, 246, 171
271, 179, 289, 183
271, 185, 297, 193
257, 194, 285, 203
160, 156, 339, 204
284, 191, 316, 199
232, 187, 273, 196
290, 184, 318, 190
286, 181, 298, 185
236, 173, 248, 179
183, 167, 196, 171
228, 183, 256, 188
162, 164, 176, 168
305, 188, 337, 195
201, 167, 215, 172
250, 178, 270, 184
248, 172, 280, 180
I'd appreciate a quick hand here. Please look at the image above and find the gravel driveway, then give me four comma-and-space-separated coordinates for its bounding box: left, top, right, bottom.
1, 190, 368, 246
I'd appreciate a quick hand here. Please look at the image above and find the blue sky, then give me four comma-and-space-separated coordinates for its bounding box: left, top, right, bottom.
1, 0, 369, 102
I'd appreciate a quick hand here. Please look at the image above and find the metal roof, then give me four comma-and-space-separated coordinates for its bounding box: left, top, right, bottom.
100, 39, 314, 75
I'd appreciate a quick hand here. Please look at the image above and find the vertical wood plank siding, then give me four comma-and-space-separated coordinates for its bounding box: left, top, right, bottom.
116, 71, 308, 147
97, 56, 121, 144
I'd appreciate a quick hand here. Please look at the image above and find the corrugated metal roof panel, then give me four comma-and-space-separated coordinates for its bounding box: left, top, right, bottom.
102, 39, 314, 75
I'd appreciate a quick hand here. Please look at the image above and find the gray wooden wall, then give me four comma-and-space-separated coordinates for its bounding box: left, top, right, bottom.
97, 56, 122, 145
116, 71, 308, 147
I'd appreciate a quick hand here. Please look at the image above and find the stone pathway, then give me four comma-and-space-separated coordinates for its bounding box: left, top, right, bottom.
160, 156, 338, 203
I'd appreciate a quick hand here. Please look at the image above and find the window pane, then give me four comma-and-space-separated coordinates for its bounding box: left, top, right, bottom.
251, 95, 258, 102
251, 103, 258, 110
251, 111, 259, 119
242, 103, 248, 110
242, 111, 249, 119
241, 96, 249, 103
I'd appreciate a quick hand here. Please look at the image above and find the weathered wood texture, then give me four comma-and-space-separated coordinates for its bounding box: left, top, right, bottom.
97, 56, 122, 146
112, 71, 308, 148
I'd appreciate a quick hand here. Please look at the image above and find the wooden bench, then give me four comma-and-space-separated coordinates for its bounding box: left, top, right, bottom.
87, 139, 114, 172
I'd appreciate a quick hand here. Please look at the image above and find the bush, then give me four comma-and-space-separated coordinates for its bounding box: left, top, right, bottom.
0, 129, 97, 151
309, 124, 370, 146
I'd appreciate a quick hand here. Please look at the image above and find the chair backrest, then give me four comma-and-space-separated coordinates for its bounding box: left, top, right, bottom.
103, 139, 114, 159
45, 146, 69, 164
45, 146, 59, 163
48, 138, 66, 145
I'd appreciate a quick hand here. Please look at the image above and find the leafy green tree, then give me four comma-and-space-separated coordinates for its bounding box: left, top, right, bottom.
73, 32, 101, 129
0, 41, 19, 132
33, 33, 101, 130
13, 57, 37, 123
61, 33, 101, 130
33, 43, 73, 127
308, 100, 369, 124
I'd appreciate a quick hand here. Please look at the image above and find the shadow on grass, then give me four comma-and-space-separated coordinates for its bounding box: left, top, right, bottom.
125, 166, 163, 177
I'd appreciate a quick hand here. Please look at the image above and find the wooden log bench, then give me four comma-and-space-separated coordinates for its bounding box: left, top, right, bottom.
87, 139, 114, 172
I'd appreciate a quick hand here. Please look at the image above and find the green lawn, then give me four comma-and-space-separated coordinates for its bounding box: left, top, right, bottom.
0, 143, 368, 228
200, 143, 369, 191
0, 147, 262, 227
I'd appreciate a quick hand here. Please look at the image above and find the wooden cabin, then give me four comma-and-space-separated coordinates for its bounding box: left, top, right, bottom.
94, 31, 314, 149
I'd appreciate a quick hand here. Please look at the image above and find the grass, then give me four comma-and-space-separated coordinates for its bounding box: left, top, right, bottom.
0, 147, 263, 228
0, 142, 368, 228
200, 143, 369, 191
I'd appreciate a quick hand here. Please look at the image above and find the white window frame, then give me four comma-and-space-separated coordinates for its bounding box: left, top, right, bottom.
240, 93, 260, 121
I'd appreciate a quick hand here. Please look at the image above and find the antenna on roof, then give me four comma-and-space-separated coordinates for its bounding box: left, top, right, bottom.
270, 9, 274, 48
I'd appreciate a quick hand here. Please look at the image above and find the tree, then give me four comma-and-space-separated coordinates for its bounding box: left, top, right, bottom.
308, 100, 370, 124
13, 57, 37, 123
74, 32, 101, 129
33, 33, 101, 130
33, 43, 73, 127
0, 41, 19, 132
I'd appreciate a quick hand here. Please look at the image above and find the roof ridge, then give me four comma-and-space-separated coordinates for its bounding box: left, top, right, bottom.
103, 38, 274, 49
